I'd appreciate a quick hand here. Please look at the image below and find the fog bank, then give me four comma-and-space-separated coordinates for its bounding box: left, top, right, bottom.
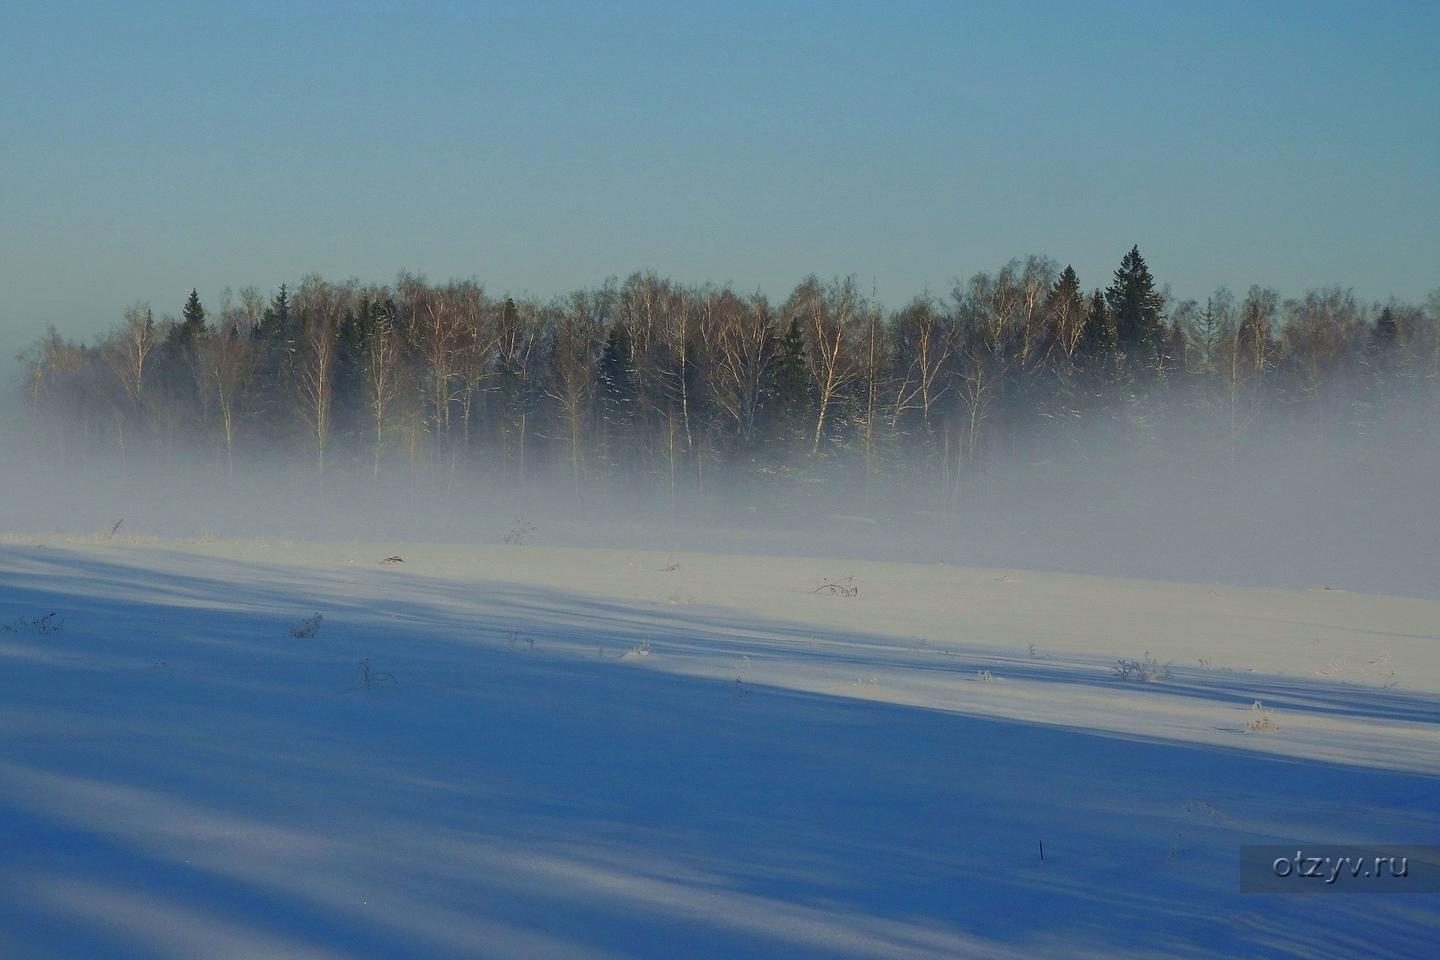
4, 388, 1435, 599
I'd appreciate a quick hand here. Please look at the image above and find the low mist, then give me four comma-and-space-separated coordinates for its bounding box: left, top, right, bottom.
4, 382, 1435, 599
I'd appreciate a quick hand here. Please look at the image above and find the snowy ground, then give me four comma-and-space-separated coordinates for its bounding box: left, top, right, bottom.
0, 537, 1436, 958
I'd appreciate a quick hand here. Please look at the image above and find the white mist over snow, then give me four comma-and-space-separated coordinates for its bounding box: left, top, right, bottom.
2, 385, 1436, 597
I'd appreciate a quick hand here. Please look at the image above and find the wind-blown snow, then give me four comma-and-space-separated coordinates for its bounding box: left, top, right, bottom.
1, 538, 1436, 958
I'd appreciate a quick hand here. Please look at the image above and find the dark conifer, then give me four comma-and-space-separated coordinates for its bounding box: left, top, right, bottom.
1106, 245, 1166, 363
1050, 265, 1082, 310
771, 316, 811, 441
180, 289, 206, 341
1077, 289, 1114, 364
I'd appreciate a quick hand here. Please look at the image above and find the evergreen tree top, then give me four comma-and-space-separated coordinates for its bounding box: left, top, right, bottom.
1050, 266, 1083, 306
182, 289, 205, 326
780, 316, 805, 347
1109, 246, 1155, 294
1105, 245, 1165, 355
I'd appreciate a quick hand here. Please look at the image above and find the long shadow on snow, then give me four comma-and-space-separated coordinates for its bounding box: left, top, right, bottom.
7, 545, 1436, 728
0, 546, 1435, 960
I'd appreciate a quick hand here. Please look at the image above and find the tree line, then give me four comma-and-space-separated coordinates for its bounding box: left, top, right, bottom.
18, 246, 1439, 511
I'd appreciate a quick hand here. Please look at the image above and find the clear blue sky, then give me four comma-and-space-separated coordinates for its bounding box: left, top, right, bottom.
3, 0, 1437, 350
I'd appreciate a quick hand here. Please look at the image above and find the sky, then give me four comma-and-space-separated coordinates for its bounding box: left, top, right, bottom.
2, 0, 1438, 358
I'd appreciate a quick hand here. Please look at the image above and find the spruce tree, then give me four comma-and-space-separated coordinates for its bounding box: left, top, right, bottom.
1192, 298, 1221, 369
252, 284, 294, 434
333, 303, 370, 443
771, 316, 811, 441
1105, 245, 1165, 364
156, 289, 207, 410
1050, 265, 1082, 309
180, 289, 206, 341
259, 284, 292, 344
1077, 289, 1114, 365
1047, 265, 1084, 355
162, 288, 207, 358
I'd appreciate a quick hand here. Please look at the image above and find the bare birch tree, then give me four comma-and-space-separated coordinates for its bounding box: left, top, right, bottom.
198, 308, 256, 475
890, 296, 956, 429
788, 276, 866, 455
365, 299, 404, 479
704, 291, 775, 445
546, 290, 605, 498
105, 304, 157, 418
294, 277, 351, 472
